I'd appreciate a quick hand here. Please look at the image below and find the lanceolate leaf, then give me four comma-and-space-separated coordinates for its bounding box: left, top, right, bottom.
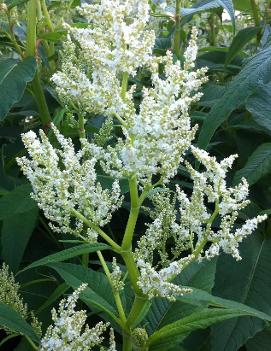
1, 207, 39, 272
0, 184, 39, 272
246, 83, 271, 132
225, 27, 259, 65
197, 45, 271, 149
0, 303, 39, 342
148, 307, 268, 351
48, 262, 118, 321
181, 0, 235, 29
211, 234, 271, 351
19, 243, 109, 273
233, 143, 271, 185
177, 287, 271, 321
0, 57, 37, 120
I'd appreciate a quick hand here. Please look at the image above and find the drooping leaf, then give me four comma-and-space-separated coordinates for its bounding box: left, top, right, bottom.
211, 233, 271, 351
0, 57, 37, 120
0, 303, 39, 342
181, 0, 235, 29
19, 243, 109, 273
233, 143, 271, 185
48, 262, 118, 321
225, 27, 259, 65
246, 83, 271, 132
197, 45, 271, 149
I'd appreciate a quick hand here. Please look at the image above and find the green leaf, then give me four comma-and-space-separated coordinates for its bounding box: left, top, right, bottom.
211, 234, 271, 351
0, 303, 39, 342
48, 262, 118, 321
197, 45, 271, 149
233, 143, 271, 185
144, 259, 217, 335
19, 243, 109, 273
148, 307, 268, 351
0, 57, 37, 120
1, 207, 39, 272
181, 0, 235, 29
246, 83, 271, 132
176, 287, 271, 321
0, 184, 39, 272
225, 27, 259, 65
0, 184, 36, 220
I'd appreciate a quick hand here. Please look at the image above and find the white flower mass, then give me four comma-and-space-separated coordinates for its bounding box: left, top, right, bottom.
18, 0, 266, 305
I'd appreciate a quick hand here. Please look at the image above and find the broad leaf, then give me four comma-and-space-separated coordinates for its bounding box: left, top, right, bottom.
246, 83, 271, 132
19, 243, 109, 272
211, 233, 271, 351
148, 307, 268, 351
225, 27, 259, 65
0, 184, 39, 272
0, 184, 36, 220
0, 57, 37, 120
48, 262, 118, 321
0, 303, 39, 342
197, 45, 271, 149
1, 207, 38, 272
233, 143, 271, 185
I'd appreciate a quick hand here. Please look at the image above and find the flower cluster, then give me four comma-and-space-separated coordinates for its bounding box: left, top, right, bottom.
135, 147, 266, 300
102, 41, 207, 183
0, 263, 42, 336
51, 0, 207, 184
0, 263, 28, 322
17, 125, 123, 239
52, 0, 155, 116
111, 257, 124, 292
40, 284, 116, 351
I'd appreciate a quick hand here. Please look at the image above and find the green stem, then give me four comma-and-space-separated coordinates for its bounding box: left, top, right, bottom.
209, 13, 217, 46
123, 331, 133, 351
31, 74, 52, 128
121, 72, 129, 100
26, 0, 51, 128
26, 0, 37, 57
250, 0, 261, 44
71, 209, 121, 252
126, 295, 151, 329
173, 0, 182, 57
121, 250, 142, 296
40, 0, 54, 32
25, 336, 39, 351
122, 176, 139, 250
78, 112, 86, 139
97, 251, 127, 325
